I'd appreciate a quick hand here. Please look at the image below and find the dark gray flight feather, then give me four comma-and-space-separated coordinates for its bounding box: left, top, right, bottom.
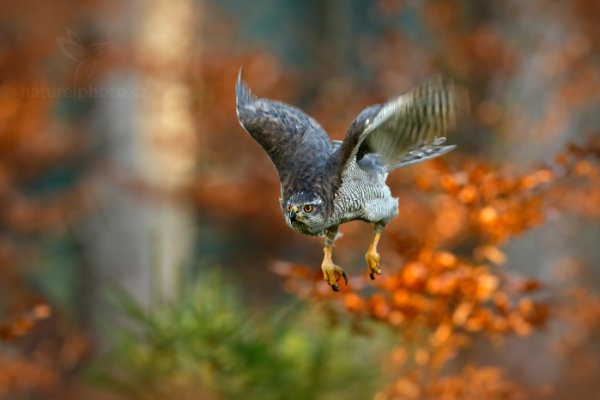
335, 76, 466, 177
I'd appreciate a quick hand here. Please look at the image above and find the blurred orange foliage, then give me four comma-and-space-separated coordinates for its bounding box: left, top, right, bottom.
274, 137, 600, 399
1, 0, 600, 398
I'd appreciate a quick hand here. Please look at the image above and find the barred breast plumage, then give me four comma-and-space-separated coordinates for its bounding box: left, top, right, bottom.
331, 154, 398, 225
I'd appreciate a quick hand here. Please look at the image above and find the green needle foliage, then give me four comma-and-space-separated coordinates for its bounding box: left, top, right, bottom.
93, 271, 390, 400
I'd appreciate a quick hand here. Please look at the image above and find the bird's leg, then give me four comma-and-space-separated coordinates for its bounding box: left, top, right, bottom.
366, 224, 384, 280
321, 228, 347, 292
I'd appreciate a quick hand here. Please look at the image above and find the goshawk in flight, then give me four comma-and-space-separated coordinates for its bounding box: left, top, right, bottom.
236, 70, 465, 291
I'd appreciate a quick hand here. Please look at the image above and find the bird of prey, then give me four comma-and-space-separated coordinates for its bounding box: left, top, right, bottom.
236, 70, 465, 291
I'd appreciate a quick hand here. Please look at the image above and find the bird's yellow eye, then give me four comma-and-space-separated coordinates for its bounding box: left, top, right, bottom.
303, 205, 313, 213
286, 205, 291, 212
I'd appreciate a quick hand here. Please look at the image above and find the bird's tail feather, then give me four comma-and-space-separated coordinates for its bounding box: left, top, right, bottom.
387, 138, 456, 171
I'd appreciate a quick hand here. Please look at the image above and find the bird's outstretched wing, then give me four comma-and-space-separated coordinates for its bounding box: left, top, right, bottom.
333, 76, 467, 178
236, 70, 332, 184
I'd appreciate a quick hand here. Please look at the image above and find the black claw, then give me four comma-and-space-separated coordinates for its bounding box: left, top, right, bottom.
342, 272, 348, 286
370, 272, 376, 280
331, 284, 340, 292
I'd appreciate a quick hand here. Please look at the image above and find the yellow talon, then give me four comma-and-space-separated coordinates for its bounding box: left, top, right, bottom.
321, 246, 347, 291
366, 231, 382, 280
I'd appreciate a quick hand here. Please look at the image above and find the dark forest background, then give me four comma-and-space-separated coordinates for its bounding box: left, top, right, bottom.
1, 1, 600, 399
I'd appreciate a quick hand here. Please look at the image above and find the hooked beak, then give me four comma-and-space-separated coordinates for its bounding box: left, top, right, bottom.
289, 205, 299, 223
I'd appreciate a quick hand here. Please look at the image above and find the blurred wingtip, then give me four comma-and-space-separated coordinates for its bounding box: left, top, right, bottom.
428, 76, 471, 115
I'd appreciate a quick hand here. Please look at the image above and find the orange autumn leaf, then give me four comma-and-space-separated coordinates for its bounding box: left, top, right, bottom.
476, 274, 499, 300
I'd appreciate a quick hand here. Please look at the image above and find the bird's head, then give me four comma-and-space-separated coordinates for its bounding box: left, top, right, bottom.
282, 191, 326, 235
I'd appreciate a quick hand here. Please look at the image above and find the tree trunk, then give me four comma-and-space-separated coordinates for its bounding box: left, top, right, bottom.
82, 0, 198, 350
